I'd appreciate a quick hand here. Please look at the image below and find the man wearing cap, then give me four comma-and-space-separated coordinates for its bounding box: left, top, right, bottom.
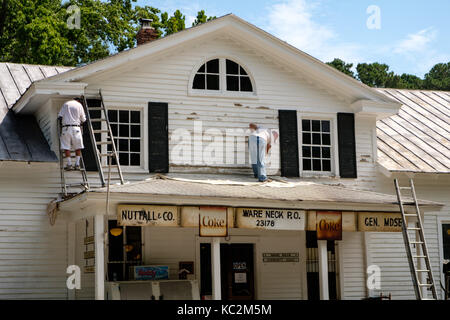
248, 123, 278, 182
58, 98, 86, 170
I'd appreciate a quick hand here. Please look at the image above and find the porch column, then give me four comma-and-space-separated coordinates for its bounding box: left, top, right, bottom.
211, 237, 221, 300
94, 214, 105, 300
318, 240, 329, 300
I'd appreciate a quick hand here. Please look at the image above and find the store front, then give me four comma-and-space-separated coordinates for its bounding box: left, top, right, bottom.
57, 176, 441, 300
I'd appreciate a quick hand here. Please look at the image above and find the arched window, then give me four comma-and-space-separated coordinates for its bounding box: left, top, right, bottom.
192, 58, 254, 93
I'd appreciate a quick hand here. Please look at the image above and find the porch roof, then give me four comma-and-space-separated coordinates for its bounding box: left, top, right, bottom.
59, 174, 442, 215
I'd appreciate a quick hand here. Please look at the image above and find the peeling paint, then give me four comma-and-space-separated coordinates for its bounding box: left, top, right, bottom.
257, 106, 270, 110
234, 103, 243, 107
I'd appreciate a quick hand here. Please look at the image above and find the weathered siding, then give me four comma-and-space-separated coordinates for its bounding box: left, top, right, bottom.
0, 163, 68, 299
339, 232, 366, 300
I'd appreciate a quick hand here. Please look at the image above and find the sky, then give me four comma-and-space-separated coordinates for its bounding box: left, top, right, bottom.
135, 0, 450, 78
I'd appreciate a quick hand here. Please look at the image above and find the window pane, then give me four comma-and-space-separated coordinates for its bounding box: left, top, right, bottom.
240, 66, 248, 75
119, 110, 129, 123
312, 133, 321, 145
131, 111, 140, 123
130, 153, 140, 166
322, 134, 331, 145
240, 76, 253, 92
312, 120, 321, 132
207, 74, 219, 90
322, 121, 330, 133
322, 160, 331, 172
119, 153, 129, 166
302, 120, 311, 131
193, 74, 205, 89
322, 147, 331, 159
303, 133, 311, 144
119, 139, 129, 152
227, 76, 239, 91
130, 125, 141, 138
312, 147, 321, 158
130, 140, 140, 152
302, 146, 311, 158
198, 63, 205, 73
303, 158, 312, 171
108, 110, 118, 123
207, 59, 219, 74
111, 124, 118, 137
313, 159, 321, 171
119, 125, 129, 137
90, 110, 101, 119
226, 59, 239, 74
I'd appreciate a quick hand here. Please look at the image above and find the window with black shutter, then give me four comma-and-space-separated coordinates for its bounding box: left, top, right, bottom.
148, 102, 169, 173
337, 113, 357, 178
279, 110, 299, 177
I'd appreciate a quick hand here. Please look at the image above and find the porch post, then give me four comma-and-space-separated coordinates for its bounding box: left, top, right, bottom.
211, 237, 221, 300
318, 240, 329, 300
94, 214, 105, 300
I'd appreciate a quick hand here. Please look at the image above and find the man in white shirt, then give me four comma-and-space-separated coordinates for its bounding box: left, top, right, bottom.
58, 98, 86, 170
248, 123, 278, 182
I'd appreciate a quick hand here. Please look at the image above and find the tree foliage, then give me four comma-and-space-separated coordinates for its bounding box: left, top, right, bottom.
327, 58, 449, 90
0, 0, 213, 66
192, 10, 216, 26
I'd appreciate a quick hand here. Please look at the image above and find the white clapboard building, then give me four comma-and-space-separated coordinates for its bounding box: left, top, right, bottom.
0, 14, 448, 300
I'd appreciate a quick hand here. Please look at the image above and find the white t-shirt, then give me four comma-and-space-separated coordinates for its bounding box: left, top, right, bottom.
58, 100, 86, 126
251, 127, 272, 144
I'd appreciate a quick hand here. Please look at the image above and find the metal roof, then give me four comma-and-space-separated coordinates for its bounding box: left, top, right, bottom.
89, 174, 439, 208
0, 63, 72, 162
376, 89, 450, 174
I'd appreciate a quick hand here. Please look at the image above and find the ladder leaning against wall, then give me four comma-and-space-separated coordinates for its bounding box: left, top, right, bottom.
394, 179, 438, 300
59, 90, 125, 197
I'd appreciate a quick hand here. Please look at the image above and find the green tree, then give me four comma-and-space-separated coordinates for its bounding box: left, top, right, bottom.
326, 58, 355, 78
192, 10, 216, 26
161, 9, 185, 36
356, 62, 392, 87
424, 62, 450, 90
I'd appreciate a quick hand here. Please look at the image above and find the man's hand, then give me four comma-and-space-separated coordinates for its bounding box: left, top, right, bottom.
267, 143, 272, 154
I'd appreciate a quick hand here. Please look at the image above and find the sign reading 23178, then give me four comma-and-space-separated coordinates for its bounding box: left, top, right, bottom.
236, 208, 305, 231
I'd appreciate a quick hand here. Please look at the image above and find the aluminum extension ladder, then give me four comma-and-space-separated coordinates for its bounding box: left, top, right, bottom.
82, 90, 124, 187
59, 121, 89, 197
394, 179, 438, 300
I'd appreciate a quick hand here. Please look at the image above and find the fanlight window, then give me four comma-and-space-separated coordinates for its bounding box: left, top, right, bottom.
192, 58, 253, 93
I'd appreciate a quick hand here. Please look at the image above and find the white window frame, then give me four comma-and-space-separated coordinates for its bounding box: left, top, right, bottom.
297, 112, 339, 178
188, 56, 258, 99
437, 217, 450, 299
103, 105, 147, 173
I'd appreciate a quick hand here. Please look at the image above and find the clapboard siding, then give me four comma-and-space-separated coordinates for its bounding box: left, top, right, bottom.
339, 232, 366, 300
0, 164, 68, 299
74, 218, 95, 300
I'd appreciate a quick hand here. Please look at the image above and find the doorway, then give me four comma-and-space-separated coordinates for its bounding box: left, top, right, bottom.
200, 243, 255, 300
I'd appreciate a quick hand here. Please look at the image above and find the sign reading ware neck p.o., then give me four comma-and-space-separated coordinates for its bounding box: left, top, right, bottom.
316, 211, 342, 241
118, 204, 178, 227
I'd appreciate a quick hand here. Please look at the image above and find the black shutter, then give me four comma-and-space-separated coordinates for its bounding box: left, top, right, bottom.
279, 110, 299, 177
148, 102, 169, 173
81, 99, 101, 172
337, 113, 357, 178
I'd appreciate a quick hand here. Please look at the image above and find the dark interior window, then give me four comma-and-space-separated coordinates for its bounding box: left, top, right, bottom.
443, 224, 450, 260
302, 119, 332, 172
192, 59, 220, 90
226, 59, 253, 92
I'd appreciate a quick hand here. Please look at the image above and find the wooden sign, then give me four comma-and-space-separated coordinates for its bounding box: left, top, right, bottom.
84, 265, 95, 274
117, 204, 178, 227
358, 212, 402, 232
262, 253, 299, 263
84, 236, 94, 245
199, 206, 228, 237
84, 251, 95, 260
236, 208, 305, 231
316, 211, 342, 241
181, 207, 234, 228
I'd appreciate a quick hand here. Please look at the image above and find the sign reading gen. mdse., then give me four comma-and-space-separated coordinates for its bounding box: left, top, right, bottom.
236, 208, 305, 231
117, 204, 178, 227
358, 212, 402, 232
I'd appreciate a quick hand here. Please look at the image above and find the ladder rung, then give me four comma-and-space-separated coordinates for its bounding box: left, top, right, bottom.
102, 165, 119, 168
65, 183, 88, 187
99, 153, 115, 157
93, 130, 109, 134
408, 227, 421, 231
404, 214, 417, 217
410, 241, 424, 244
418, 283, 433, 287
96, 141, 112, 145
416, 270, 430, 272
90, 119, 106, 123
88, 107, 103, 111
413, 255, 427, 259
400, 187, 412, 190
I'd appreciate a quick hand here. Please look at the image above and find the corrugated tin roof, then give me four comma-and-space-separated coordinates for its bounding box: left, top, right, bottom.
377, 89, 450, 174
90, 174, 439, 207
0, 63, 72, 162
